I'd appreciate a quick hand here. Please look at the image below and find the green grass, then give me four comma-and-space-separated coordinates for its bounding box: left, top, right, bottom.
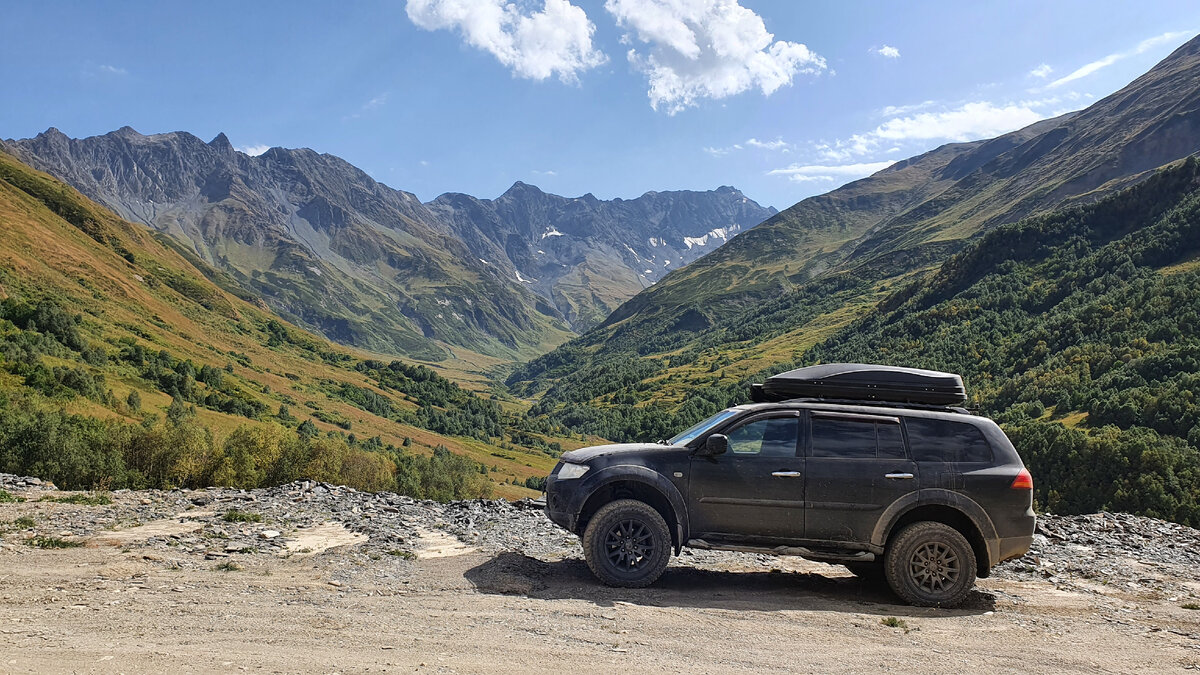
26, 536, 82, 549
0, 489, 26, 503
215, 561, 243, 572
222, 510, 263, 523
0, 516, 36, 534
880, 617, 909, 630
386, 549, 417, 560
38, 493, 112, 506
1182, 603, 1200, 610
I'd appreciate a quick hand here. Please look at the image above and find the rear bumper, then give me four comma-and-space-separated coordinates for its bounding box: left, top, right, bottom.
997, 534, 1034, 563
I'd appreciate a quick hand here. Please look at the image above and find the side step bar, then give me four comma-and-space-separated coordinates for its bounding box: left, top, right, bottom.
687, 539, 876, 563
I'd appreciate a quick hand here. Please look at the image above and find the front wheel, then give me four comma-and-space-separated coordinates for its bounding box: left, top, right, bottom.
884, 521, 977, 607
582, 499, 671, 588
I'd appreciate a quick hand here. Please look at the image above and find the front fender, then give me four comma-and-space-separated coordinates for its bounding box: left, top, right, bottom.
870, 489, 1000, 568
577, 465, 690, 552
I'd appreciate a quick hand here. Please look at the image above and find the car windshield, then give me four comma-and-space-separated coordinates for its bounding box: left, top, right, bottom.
668, 409, 739, 446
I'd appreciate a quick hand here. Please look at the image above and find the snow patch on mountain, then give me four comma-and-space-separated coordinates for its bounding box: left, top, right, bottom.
683, 224, 741, 250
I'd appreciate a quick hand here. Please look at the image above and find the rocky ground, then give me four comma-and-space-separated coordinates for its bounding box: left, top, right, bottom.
2, 473, 1200, 673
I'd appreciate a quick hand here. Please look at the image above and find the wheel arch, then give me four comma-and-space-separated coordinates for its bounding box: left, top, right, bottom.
872, 490, 999, 577
575, 466, 687, 553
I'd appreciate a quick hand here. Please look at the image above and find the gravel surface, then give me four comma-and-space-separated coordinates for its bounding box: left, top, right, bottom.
3, 474, 1200, 673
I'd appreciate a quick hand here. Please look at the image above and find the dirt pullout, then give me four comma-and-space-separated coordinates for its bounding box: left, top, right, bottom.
283, 521, 368, 557
1, 476, 1199, 673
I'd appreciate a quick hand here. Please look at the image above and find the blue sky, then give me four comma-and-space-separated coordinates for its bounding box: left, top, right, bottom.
2, 1, 1198, 210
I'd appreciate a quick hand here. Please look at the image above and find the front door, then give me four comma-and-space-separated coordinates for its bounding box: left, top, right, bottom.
687, 412, 805, 544
804, 410, 918, 545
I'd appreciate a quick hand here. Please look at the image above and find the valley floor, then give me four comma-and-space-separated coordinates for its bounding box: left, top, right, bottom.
1, 480, 1199, 673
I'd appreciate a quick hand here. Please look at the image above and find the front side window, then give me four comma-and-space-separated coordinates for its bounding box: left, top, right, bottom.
725, 417, 799, 457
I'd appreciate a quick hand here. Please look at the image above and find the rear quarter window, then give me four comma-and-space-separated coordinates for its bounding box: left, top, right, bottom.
905, 417, 993, 464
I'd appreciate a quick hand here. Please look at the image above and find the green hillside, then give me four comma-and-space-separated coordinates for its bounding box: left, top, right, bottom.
0, 150, 585, 498
511, 35, 1200, 413
518, 158, 1200, 525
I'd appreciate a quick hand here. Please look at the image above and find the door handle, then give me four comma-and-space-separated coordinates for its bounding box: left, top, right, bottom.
884, 472, 915, 480
771, 471, 803, 477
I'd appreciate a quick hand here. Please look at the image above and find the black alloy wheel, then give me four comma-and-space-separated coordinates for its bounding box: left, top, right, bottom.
582, 499, 671, 588
884, 521, 977, 607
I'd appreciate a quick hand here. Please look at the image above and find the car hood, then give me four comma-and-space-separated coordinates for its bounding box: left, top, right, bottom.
561, 443, 681, 463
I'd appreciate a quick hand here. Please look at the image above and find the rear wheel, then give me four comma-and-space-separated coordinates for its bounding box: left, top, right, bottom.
582, 499, 671, 588
884, 521, 976, 607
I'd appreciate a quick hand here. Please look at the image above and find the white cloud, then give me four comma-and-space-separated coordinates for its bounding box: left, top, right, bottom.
406, 0, 606, 83
704, 137, 790, 156
880, 100, 936, 116
768, 160, 896, 183
97, 64, 128, 75
1029, 63, 1053, 79
532, 169, 558, 176
871, 101, 1047, 143
343, 93, 389, 121
1047, 30, 1192, 89
872, 45, 900, 59
746, 137, 791, 151
604, 0, 825, 114
237, 144, 271, 156
703, 144, 742, 157
814, 100, 1052, 164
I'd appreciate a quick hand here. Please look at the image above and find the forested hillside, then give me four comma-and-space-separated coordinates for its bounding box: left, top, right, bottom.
0, 150, 583, 499
518, 158, 1200, 526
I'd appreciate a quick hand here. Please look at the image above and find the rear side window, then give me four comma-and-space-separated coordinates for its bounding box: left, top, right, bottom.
905, 418, 993, 463
811, 413, 906, 459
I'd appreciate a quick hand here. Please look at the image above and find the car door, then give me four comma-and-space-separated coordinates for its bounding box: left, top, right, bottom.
687, 411, 805, 544
803, 410, 918, 545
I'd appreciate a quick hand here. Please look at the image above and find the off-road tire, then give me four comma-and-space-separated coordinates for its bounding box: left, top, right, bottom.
582, 499, 671, 588
844, 562, 886, 585
884, 521, 976, 607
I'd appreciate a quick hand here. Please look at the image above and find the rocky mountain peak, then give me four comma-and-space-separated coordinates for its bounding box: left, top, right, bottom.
208, 132, 234, 152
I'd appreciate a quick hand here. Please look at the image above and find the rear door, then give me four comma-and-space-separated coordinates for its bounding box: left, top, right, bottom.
803, 410, 918, 545
687, 411, 805, 544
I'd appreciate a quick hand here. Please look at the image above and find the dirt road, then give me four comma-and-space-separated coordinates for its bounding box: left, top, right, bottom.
2, 540, 1199, 673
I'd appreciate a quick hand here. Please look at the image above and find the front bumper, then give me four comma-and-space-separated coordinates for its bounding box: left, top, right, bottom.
544, 471, 587, 534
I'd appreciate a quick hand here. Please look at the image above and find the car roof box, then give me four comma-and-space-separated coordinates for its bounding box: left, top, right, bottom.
754, 363, 966, 406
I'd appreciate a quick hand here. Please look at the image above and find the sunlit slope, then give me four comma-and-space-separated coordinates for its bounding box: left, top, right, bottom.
0, 150, 580, 497
2, 129, 573, 362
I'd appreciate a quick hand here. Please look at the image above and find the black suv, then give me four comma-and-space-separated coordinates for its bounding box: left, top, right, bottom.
544, 364, 1035, 607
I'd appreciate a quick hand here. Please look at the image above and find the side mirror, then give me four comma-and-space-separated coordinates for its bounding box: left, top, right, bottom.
702, 434, 729, 457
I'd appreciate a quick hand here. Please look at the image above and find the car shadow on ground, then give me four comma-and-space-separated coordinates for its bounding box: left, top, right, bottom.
463, 552, 996, 618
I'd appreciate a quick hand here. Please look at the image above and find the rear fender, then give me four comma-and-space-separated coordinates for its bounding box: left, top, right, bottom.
871, 489, 1000, 569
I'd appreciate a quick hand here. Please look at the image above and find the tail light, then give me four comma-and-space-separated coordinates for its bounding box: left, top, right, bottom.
1011, 468, 1033, 490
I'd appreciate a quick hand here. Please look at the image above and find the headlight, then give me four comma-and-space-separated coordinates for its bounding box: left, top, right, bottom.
556, 463, 590, 480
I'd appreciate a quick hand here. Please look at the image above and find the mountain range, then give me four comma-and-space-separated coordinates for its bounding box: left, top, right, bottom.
0, 129, 772, 360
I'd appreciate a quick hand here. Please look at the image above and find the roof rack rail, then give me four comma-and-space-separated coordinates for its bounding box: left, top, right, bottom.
775, 397, 972, 415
